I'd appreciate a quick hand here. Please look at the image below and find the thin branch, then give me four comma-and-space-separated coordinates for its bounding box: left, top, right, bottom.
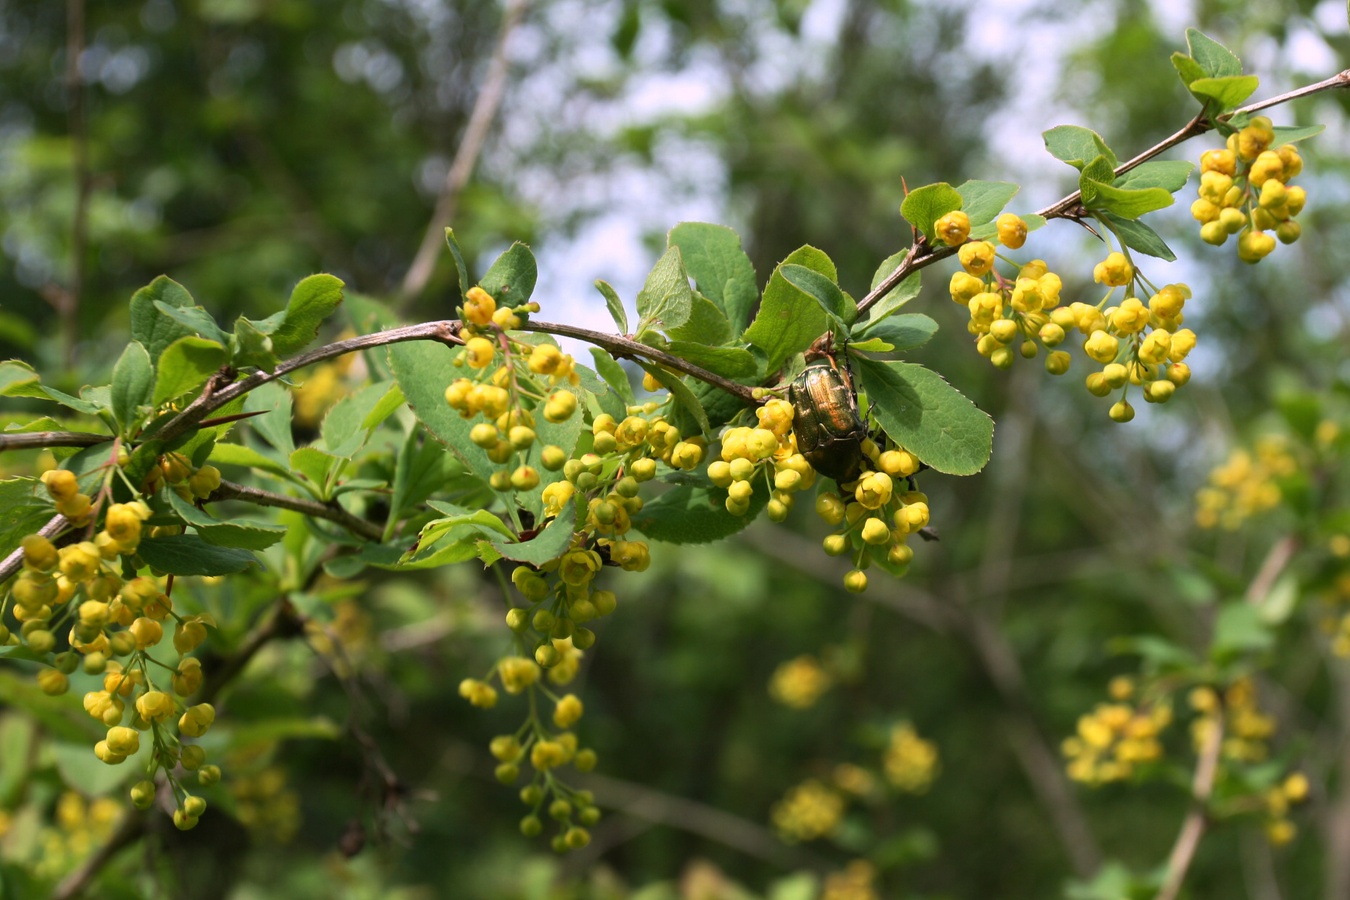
523, 320, 759, 404
0, 431, 108, 452
209, 479, 384, 542
399, 0, 529, 306
738, 524, 1103, 875
1155, 702, 1225, 900
61, 0, 89, 369
147, 321, 464, 446
0, 513, 68, 585
52, 809, 146, 900
1245, 535, 1300, 606
857, 69, 1350, 318
574, 769, 828, 872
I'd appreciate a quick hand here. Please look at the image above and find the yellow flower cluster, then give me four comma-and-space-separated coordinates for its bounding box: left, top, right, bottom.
1263, 772, 1309, 846
232, 766, 302, 844
1194, 436, 1296, 529
883, 723, 940, 793
1190, 679, 1276, 763
1063, 679, 1172, 785
709, 398, 814, 520
30, 792, 122, 882
1053, 271, 1196, 421
822, 860, 880, 900
813, 443, 929, 593
768, 654, 833, 709
770, 779, 845, 842
943, 213, 1072, 376
445, 287, 577, 492
3, 469, 228, 831
1191, 118, 1307, 263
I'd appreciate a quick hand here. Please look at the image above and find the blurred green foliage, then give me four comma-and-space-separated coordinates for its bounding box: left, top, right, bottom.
3, 1, 1350, 899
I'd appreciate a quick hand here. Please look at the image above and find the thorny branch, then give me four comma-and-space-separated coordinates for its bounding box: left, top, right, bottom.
857, 69, 1350, 318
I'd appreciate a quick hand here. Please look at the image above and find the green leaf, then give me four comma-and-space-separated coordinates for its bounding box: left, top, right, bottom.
1188, 74, 1259, 110
270, 274, 344, 357
490, 503, 576, 565
664, 342, 758, 379
667, 222, 759, 333
478, 242, 537, 307
853, 314, 938, 353
444, 228, 470, 304
388, 426, 465, 520
1103, 213, 1177, 262
1211, 603, 1275, 659
865, 254, 920, 321
33, 384, 105, 416
1042, 125, 1118, 171
0, 478, 55, 562
1080, 158, 1173, 219
630, 476, 768, 544
743, 246, 835, 375
0, 360, 44, 398
1171, 51, 1206, 89
153, 300, 228, 347
780, 264, 855, 328
667, 293, 733, 345
130, 276, 199, 361
388, 341, 496, 484
207, 441, 295, 480
589, 349, 636, 405
854, 359, 993, 475
639, 363, 710, 437
242, 381, 295, 458
1083, 182, 1174, 220
110, 341, 153, 433
232, 316, 278, 371
1272, 123, 1326, 145
635, 247, 693, 337
954, 180, 1019, 225
595, 280, 629, 334
320, 380, 396, 456
1113, 160, 1195, 194
136, 534, 260, 575
899, 182, 963, 241
152, 336, 228, 407
290, 447, 342, 495
1186, 28, 1243, 79
164, 490, 287, 550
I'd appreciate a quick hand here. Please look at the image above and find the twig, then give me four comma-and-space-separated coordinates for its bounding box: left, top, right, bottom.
574, 769, 828, 871
857, 69, 1350, 318
399, 0, 529, 305
60, 0, 89, 369
208, 479, 384, 542
738, 525, 1103, 875
0, 513, 68, 585
197, 597, 306, 706
1155, 701, 1225, 900
523, 319, 759, 405
0, 431, 108, 452
51, 809, 146, 900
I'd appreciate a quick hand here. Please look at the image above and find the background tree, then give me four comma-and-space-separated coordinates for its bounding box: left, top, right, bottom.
1, 1, 1349, 899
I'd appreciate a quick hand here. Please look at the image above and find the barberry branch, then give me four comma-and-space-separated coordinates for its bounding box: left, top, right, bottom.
858, 68, 1350, 319
208, 479, 385, 543
52, 808, 146, 900
0, 431, 107, 451
1155, 700, 1224, 900
521, 320, 759, 405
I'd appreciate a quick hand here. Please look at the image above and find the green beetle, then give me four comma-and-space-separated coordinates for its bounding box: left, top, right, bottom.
789, 354, 866, 484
